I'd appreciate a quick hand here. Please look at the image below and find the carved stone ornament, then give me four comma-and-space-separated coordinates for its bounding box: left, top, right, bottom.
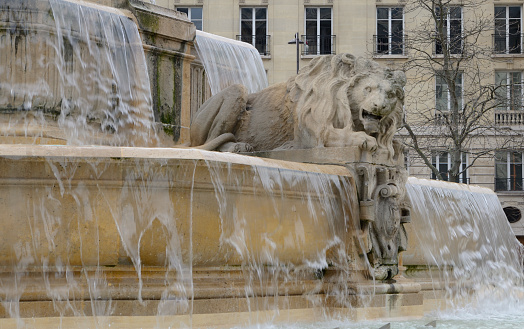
357, 163, 410, 280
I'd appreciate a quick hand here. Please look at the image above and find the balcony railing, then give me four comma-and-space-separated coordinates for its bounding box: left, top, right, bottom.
430, 175, 470, 184
495, 111, 524, 125
492, 33, 523, 54
236, 35, 271, 56
301, 35, 336, 55
373, 34, 407, 56
495, 177, 524, 191
434, 112, 464, 125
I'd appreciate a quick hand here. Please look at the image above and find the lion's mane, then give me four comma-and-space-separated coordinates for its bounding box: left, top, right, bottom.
285, 53, 405, 158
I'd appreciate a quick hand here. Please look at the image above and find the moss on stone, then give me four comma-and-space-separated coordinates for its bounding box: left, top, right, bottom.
136, 11, 159, 34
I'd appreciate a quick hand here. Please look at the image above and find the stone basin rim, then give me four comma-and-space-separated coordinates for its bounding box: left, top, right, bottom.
0, 144, 352, 176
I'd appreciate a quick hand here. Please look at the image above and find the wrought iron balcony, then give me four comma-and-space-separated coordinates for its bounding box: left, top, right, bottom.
236, 35, 271, 56
492, 33, 523, 54
301, 35, 336, 55
495, 177, 524, 191
434, 112, 465, 125
495, 110, 524, 125
373, 34, 407, 56
430, 174, 470, 184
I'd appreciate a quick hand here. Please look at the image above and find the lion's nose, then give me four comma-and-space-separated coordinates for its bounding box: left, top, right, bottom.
373, 102, 385, 111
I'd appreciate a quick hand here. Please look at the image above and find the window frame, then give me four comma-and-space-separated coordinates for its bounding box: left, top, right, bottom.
239, 7, 268, 55
376, 7, 404, 55
494, 6, 522, 54
435, 6, 463, 55
431, 151, 468, 183
495, 151, 524, 191
495, 71, 523, 111
304, 7, 333, 55
435, 72, 463, 113
176, 7, 203, 31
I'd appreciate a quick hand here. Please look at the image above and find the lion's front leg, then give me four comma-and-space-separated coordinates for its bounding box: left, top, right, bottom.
324, 128, 378, 152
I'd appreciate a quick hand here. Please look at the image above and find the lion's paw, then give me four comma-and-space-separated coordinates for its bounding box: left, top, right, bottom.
355, 133, 377, 152
232, 143, 254, 153
220, 142, 254, 153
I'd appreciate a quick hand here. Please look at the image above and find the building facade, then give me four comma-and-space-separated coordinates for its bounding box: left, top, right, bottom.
154, 0, 524, 240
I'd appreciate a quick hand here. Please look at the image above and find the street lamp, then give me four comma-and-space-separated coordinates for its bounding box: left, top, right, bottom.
288, 32, 304, 74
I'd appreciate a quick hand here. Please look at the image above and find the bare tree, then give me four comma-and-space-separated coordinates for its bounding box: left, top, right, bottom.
399, 0, 523, 183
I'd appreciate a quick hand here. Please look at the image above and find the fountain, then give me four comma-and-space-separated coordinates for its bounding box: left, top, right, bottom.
1, 1, 523, 328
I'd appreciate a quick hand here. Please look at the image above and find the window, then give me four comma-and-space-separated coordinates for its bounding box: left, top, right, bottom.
494, 6, 522, 54
177, 7, 203, 31
376, 7, 404, 55
435, 6, 462, 54
436, 73, 463, 113
495, 71, 523, 111
304, 7, 334, 55
495, 151, 523, 191
431, 152, 468, 183
239, 7, 269, 56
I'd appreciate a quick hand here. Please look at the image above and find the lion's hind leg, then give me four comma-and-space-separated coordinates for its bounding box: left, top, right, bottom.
190, 84, 248, 149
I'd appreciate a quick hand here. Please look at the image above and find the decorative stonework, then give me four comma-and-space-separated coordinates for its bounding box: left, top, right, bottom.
357, 163, 410, 280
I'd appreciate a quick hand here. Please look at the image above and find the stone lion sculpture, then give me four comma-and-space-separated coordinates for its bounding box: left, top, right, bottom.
190, 53, 406, 159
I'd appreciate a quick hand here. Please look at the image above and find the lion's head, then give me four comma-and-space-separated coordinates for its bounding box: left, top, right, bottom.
288, 53, 406, 159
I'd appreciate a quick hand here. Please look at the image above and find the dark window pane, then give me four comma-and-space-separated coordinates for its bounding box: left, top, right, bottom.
391, 21, 403, 35
377, 21, 388, 36
435, 7, 442, 19
320, 20, 331, 36
194, 20, 202, 31
450, 7, 461, 19
241, 8, 252, 20
391, 7, 403, 19
509, 6, 521, 19
192, 8, 202, 20
255, 8, 266, 20
306, 8, 317, 20
306, 21, 317, 36
320, 8, 331, 19
495, 7, 506, 19
392, 33, 403, 54
241, 21, 252, 36
509, 19, 521, 35
177, 8, 188, 15
255, 21, 266, 36
377, 8, 388, 20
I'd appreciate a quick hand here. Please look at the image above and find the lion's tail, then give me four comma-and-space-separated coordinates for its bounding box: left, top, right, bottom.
193, 133, 237, 151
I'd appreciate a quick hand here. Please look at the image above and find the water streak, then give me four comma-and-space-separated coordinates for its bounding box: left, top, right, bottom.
0, 0, 156, 146
406, 178, 524, 315
195, 30, 268, 95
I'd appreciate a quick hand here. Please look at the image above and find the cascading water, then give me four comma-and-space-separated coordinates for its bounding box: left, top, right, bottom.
0, 0, 156, 146
194, 30, 268, 95
405, 177, 524, 316
0, 145, 368, 328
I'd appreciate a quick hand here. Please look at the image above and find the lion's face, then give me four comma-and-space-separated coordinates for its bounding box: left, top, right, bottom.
349, 75, 402, 135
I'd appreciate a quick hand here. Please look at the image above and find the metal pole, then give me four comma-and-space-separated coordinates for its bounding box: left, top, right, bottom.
296, 32, 300, 74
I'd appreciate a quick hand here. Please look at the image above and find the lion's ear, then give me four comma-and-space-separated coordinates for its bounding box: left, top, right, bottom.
339, 53, 356, 69
388, 70, 407, 87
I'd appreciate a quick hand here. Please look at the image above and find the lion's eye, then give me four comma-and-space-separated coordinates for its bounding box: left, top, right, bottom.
365, 86, 372, 93
388, 92, 395, 99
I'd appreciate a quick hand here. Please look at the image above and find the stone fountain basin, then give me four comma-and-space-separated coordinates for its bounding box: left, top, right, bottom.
0, 144, 357, 270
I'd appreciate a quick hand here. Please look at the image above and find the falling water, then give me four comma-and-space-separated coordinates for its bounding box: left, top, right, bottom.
406, 178, 524, 315
194, 30, 268, 95
0, 0, 156, 146
0, 146, 367, 327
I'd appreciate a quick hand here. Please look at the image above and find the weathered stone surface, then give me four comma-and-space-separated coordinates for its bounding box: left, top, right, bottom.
190, 54, 406, 158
